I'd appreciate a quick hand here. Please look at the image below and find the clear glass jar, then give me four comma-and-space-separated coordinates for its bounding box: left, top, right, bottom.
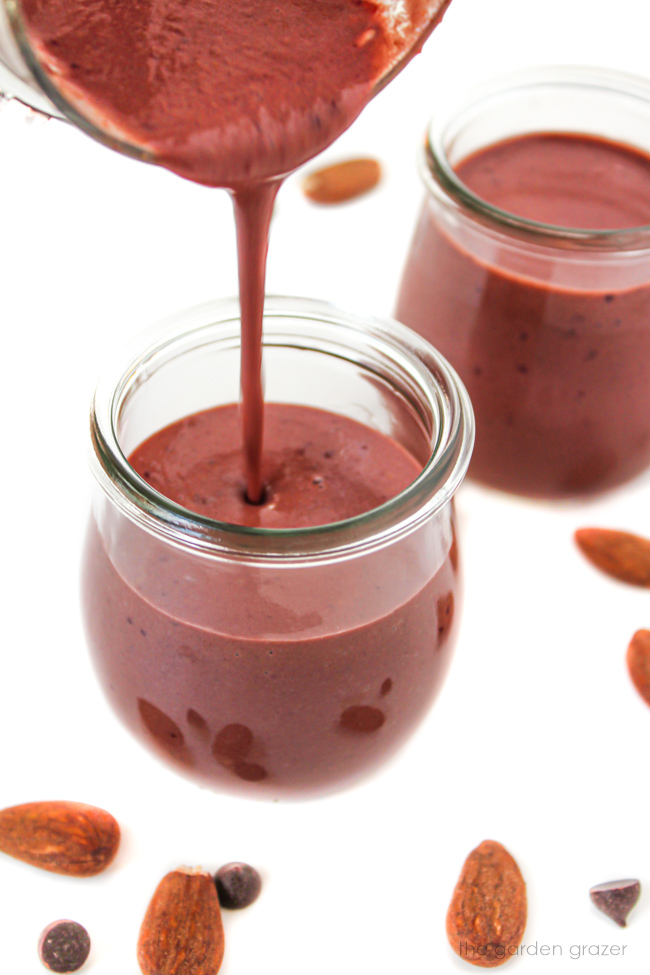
396, 66, 650, 498
82, 297, 473, 798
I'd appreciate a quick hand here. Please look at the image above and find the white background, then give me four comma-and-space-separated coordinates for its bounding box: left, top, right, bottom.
1, 0, 650, 971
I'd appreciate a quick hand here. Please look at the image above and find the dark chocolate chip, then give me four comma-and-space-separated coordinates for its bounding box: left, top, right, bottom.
138, 699, 194, 766
233, 760, 268, 782
212, 723, 253, 764
38, 921, 90, 973
215, 862, 263, 910
187, 708, 209, 734
590, 879, 641, 927
436, 591, 455, 647
339, 705, 385, 733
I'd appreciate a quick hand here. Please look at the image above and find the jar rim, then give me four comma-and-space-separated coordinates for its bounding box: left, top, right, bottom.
89, 296, 474, 563
422, 64, 650, 252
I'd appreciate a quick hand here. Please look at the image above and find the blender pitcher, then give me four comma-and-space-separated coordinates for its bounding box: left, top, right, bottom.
0, 0, 452, 166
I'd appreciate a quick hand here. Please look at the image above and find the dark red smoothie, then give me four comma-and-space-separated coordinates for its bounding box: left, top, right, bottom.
128, 403, 422, 528
82, 403, 459, 796
396, 133, 650, 497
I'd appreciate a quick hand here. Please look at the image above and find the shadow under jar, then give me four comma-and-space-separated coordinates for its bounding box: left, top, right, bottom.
82, 298, 473, 799
395, 67, 650, 499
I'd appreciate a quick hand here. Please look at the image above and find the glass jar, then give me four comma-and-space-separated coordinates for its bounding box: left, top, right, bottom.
396, 66, 650, 498
82, 297, 473, 798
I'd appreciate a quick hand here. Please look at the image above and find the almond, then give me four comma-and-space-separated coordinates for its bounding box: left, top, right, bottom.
138, 866, 225, 975
574, 528, 650, 587
627, 629, 650, 706
302, 158, 381, 204
0, 801, 120, 876
446, 840, 527, 968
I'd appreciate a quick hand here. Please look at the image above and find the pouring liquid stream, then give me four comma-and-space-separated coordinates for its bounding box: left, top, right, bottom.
231, 180, 280, 503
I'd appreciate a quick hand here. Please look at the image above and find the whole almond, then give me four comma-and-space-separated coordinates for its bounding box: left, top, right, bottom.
0, 801, 120, 876
574, 528, 650, 587
447, 840, 527, 968
302, 158, 381, 204
138, 867, 224, 975
627, 629, 650, 706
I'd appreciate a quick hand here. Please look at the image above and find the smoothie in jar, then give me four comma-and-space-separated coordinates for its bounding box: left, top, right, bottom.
396, 69, 650, 498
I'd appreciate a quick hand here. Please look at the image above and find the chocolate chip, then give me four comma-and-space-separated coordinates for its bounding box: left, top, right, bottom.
186, 708, 209, 735
214, 863, 262, 911
233, 761, 268, 782
38, 921, 90, 973
436, 591, 455, 647
215, 862, 263, 910
339, 705, 385, 733
590, 879, 641, 927
138, 699, 194, 767
212, 723, 253, 764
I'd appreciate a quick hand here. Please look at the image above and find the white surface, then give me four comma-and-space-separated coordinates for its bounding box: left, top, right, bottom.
1, 0, 650, 971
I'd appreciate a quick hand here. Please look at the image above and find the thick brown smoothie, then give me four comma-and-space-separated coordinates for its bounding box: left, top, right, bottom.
82, 404, 459, 796
128, 403, 423, 528
396, 133, 650, 497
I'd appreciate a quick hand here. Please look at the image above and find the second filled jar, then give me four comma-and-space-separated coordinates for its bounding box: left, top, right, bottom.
396, 66, 650, 498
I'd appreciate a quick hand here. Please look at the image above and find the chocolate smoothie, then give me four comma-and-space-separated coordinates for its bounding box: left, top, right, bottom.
396, 133, 650, 497
82, 404, 459, 795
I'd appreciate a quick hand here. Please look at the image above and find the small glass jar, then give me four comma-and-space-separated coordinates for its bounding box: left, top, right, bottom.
396, 66, 650, 498
82, 297, 473, 798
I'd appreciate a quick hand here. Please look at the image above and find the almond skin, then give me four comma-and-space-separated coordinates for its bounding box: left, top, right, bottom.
574, 528, 650, 587
138, 867, 225, 975
0, 801, 120, 876
627, 630, 650, 706
302, 158, 381, 204
447, 840, 527, 968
